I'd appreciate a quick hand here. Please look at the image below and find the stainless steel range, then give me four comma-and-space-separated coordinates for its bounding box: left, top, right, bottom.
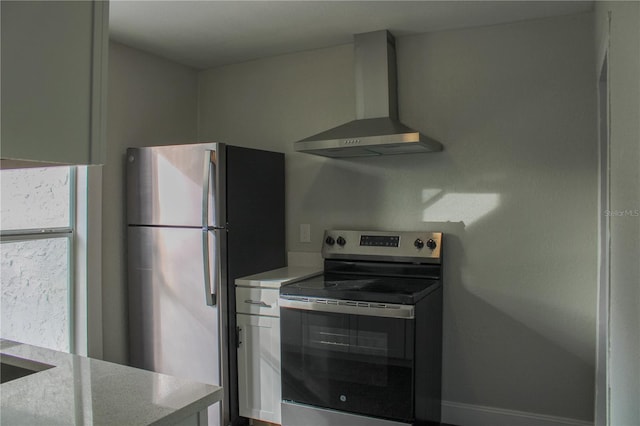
279, 230, 443, 426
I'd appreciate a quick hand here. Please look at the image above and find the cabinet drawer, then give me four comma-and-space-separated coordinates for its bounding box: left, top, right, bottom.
236, 287, 279, 316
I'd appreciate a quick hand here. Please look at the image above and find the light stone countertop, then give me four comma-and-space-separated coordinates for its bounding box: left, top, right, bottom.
0, 339, 223, 426
234, 265, 322, 288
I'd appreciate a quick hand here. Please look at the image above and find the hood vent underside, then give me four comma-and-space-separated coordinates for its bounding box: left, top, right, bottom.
295, 30, 442, 158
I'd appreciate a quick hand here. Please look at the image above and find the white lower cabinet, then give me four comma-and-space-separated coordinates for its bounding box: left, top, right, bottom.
235, 267, 321, 425
236, 312, 281, 424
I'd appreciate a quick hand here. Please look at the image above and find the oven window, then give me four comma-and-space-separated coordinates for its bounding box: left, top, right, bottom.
281, 308, 415, 421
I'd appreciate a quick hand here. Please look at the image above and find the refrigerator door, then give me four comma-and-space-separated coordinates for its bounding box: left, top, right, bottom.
128, 225, 227, 426
127, 143, 226, 228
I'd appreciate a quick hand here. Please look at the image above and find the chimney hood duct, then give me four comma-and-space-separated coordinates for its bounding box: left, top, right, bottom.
295, 30, 442, 158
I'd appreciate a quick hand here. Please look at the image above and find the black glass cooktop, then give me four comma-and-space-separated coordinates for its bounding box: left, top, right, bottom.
280, 273, 440, 305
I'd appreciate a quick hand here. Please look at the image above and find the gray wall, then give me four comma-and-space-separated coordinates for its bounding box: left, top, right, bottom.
198, 13, 597, 421
104, 41, 198, 363
594, 2, 640, 424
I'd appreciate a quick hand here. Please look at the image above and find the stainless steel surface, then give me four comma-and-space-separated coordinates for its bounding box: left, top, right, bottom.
202, 230, 215, 306
201, 228, 226, 308
294, 30, 442, 157
202, 150, 212, 228
201, 149, 225, 307
354, 30, 397, 120
127, 142, 232, 426
208, 148, 229, 426
322, 229, 442, 263
280, 295, 415, 319
127, 143, 220, 227
280, 229, 443, 425
128, 226, 221, 425
294, 117, 443, 158
128, 143, 287, 426
201, 147, 226, 229
281, 402, 409, 426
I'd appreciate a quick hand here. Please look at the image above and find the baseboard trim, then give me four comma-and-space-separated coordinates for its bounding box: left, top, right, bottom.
441, 400, 593, 426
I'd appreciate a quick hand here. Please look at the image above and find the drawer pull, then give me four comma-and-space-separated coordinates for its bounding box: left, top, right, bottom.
244, 299, 272, 308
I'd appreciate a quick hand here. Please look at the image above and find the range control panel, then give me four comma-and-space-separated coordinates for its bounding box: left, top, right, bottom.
322, 230, 442, 264
360, 235, 400, 247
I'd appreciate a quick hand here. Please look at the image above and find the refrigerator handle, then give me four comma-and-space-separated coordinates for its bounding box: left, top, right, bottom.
202, 150, 217, 306
202, 150, 213, 228
202, 229, 217, 306
202, 229, 216, 306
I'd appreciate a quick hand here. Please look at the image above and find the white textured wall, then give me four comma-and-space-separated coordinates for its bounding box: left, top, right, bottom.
594, 2, 640, 424
1, 239, 69, 352
104, 41, 198, 364
1, 168, 71, 352
199, 13, 597, 422
0, 168, 70, 230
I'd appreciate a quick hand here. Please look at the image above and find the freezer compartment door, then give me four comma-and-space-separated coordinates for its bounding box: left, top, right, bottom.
128, 226, 226, 425
127, 142, 225, 228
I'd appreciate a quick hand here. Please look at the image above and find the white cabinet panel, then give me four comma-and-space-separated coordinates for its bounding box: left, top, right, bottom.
235, 287, 279, 316
236, 313, 281, 424
1, 1, 108, 166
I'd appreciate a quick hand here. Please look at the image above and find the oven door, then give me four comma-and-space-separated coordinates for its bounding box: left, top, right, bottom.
280, 306, 415, 422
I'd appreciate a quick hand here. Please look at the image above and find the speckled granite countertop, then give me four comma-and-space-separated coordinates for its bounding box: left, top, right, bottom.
0, 339, 222, 425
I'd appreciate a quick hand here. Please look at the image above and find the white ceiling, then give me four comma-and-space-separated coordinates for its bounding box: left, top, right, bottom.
109, 1, 593, 70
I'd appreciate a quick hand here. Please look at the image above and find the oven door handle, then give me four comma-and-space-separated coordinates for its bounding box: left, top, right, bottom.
279, 296, 414, 319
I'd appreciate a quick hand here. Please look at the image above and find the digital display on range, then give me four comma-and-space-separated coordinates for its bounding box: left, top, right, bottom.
360, 235, 400, 247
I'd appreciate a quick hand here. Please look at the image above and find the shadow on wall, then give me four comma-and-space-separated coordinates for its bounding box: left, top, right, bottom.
439, 232, 594, 422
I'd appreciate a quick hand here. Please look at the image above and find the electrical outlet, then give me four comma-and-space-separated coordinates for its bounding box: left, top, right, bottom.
300, 224, 311, 243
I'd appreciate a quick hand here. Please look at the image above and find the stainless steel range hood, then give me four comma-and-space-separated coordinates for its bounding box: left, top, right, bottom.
295, 30, 442, 158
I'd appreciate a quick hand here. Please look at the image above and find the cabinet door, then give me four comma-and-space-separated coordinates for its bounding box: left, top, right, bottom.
237, 313, 281, 424
1, 1, 108, 166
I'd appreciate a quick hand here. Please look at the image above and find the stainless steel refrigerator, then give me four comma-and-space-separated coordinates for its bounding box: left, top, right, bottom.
126, 143, 285, 426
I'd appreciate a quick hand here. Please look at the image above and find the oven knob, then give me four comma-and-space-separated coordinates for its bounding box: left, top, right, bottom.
426, 238, 437, 250
414, 239, 424, 249
336, 236, 346, 246
325, 236, 335, 246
